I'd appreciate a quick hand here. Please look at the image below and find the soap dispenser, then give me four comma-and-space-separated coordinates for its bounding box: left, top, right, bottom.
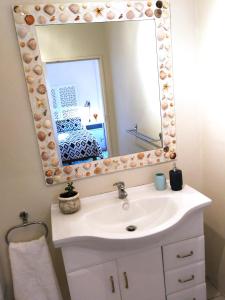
169, 163, 183, 191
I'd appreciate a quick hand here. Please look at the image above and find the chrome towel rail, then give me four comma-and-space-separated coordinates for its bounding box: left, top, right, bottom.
5, 211, 48, 245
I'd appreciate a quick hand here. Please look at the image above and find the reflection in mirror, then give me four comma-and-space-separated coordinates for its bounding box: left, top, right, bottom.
36, 20, 162, 166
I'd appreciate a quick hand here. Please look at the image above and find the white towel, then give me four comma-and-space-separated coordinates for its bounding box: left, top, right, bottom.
9, 236, 63, 300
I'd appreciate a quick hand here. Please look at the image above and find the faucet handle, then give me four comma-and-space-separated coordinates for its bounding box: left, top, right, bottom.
113, 181, 125, 188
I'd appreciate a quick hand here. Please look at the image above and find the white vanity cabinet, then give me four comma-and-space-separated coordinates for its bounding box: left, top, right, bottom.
66, 247, 165, 300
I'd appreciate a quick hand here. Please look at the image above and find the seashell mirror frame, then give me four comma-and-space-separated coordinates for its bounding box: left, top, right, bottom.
13, 0, 176, 185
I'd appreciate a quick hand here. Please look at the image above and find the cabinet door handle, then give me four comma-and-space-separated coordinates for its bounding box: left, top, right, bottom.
123, 272, 129, 289
178, 275, 195, 283
110, 276, 115, 293
177, 251, 194, 259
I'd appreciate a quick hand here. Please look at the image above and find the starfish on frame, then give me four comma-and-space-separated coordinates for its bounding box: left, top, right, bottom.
94, 7, 104, 16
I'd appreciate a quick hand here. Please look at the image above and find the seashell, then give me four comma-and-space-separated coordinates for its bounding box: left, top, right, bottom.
82, 3, 88, 9
63, 166, 73, 175
37, 84, 46, 95
75, 15, 80, 21
127, 2, 132, 7
23, 53, 32, 64
157, 31, 165, 41
48, 141, 55, 150
21, 5, 31, 15
46, 178, 54, 185
163, 1, 169, 9
137, 152, 145, 160
69, 4, 80, 14
25, 15, 35, 25
50, 16, 56, 22
37, 131, 46, 141
86, 172, 91, 177
17, 27, 28, 39
59, 5, 65, 11
103, 159, 112, 166
165, 61, 172, 70
14, 14, 25, 24
107, 11, 115, 20
45, 170, 53, 177
155, 149, 162, 157
27, 38, 36, 50
36, 123, 41, 129
33, 65, 43, 75
126, 10, 135, 19
130, 161, 137, 168
94, 167, 102, 175
135, 2, 144, 12
145, 8, 153, 17
164, 136, 171, 146
106, 2, 111, 8
44, 4, 55, 16
35, 5, 41, 11
54, 168, 62, 175
59, 13, 68, 23
154, 8, 162, 18
120, 156, 128, 163
83, 163, 91, 170
169, 128, 176, 137
148, 158, 153, 164
170, 152, 176, 160
51, 158, 59, 167
20, 42, 25, 48
26, 75, 34, 85
147, 1, 152, 7
163, 121, 169, 128
83, 12, 93, 22
167, 110, 174, 118
43, 120, 51, 129
75, 172, 83, 179
171, 120, 175, 126
54, 176, 61, 183
38, 15, 47, 24
161, 101, 168, 110
14, 5, 22, 13
163, 146, 169, 153
156, 1, 163, 9
160, 70, 167, 80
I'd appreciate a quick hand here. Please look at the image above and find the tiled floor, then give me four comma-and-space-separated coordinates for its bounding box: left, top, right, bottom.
207, 280, 225, 300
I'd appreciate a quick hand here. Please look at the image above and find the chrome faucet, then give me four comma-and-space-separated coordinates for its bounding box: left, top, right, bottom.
113, 182, 128, 199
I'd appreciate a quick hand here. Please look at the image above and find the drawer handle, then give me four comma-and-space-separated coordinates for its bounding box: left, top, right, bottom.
123, 272, 129, 289
177, 251, 194, 259
110, 276, 115, 293
178, 275, 195, 283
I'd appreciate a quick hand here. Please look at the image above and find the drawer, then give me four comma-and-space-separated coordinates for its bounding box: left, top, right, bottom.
163, 236, 205, 271
167, 283, 206, 300
165, 261, 205, 295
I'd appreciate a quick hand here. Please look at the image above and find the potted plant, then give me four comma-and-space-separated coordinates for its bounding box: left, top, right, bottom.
58, 182, 81, 214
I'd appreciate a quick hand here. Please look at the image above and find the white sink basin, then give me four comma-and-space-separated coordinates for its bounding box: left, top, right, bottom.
51, 183, 211, 247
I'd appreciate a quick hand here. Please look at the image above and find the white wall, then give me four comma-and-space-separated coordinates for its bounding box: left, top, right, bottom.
0, 0, 202, 299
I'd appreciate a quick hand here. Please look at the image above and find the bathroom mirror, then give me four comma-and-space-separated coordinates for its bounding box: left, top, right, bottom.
13, 0, 176, 185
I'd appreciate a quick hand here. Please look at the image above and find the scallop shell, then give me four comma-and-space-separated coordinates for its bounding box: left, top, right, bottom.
27, 38, 36, 50
41, 152, 49, 161
137, 152, 145, 160
94, 167, 102, 175
43, 120, 51, 129
26, 75, 34, 85
25, 15, 35, 25
14, 14, 25, 24
59, 13, 69, 23
103, 159, 112, 166
51, 158, 59, 167
63, 166, 73, 174
48, 141, 55, 150
44, 4, 55, 16
23, 53, 32, 64
154, 8, 162, 18
38, 15, 47, 25
83, 12, 93, 22
147, 1, 152, 7
33, 65, 43, 76
155, 149, 162, 157
69, 4, 80, 14
37, 84, 46, 95
130, 161, 137, 168
17, 28, 28, 39
34, 113, 42, 122
135, 2, 144, 12
145, 8, 153, 17
126, 10, 135, 19
160, 70, 167, 80
83, 163, 91, 170
120, 156, 128, 163
107, 11, 115, 20
37, 131, 46, 142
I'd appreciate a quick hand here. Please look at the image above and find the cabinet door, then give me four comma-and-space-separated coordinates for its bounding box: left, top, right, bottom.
67, 261, 121, 300
117, 248, 165, 300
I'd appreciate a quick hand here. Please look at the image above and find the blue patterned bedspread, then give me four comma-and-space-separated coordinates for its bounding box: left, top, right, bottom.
58, 129, 103, 163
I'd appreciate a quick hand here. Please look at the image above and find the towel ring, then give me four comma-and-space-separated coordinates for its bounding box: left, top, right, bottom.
5, 211, 48, 245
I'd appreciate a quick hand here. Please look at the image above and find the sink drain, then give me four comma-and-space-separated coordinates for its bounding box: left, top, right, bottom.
126, 225, 137, 232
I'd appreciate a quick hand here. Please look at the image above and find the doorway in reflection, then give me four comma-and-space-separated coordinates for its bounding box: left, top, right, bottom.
45, 58, 109, 165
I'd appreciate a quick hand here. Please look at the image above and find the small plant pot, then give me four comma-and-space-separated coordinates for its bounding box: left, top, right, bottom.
58, 193, 81, 214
